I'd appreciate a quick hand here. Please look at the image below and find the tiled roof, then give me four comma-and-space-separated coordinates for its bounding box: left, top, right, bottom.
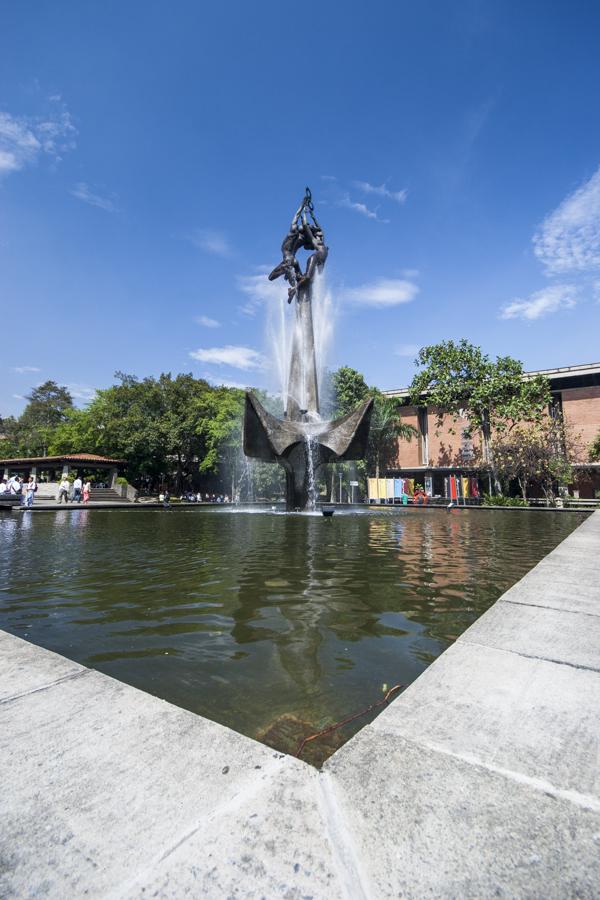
0, 454, 124, 466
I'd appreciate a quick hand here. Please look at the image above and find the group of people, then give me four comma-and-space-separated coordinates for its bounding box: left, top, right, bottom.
0, 473, 92, 506
0, 474, 38, 507
178, 492, 231, 503
57, 476, 91, 504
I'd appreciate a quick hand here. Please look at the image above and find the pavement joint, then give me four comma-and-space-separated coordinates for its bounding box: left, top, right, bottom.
459, 636, 600, 674
0, 667, 91, 705
316, 770, 371, 900
502, 597, 600, 619
365, 727, 600, 814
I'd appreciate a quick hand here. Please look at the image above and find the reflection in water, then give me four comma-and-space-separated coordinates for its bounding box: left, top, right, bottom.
0, 507, 587, 758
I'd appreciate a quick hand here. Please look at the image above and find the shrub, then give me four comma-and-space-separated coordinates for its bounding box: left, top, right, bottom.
116, 476, 129, 485
482, 493, 528, 507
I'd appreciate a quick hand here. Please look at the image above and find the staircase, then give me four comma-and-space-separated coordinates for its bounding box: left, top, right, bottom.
32, 484, 131, 503
88, 487, 129, 502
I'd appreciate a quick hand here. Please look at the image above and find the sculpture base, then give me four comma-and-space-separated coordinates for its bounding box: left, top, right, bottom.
243, 392, 373, 511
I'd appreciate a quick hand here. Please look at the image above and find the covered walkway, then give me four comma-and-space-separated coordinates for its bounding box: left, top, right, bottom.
0, 454, 127, 504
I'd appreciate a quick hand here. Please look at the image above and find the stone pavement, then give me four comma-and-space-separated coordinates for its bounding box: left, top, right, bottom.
1, 512, 599, 897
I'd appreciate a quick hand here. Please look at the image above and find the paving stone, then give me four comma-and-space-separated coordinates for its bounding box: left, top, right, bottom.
0, 630, 85, 702
497, 562, 600, 616
0, 664, 318, 898
459, 596, 600, 671
323, 730, 600, 899
124, 763, 343, 899
371, 640, 600, 802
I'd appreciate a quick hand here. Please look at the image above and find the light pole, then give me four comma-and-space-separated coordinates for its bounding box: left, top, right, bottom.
339, 471, 343, 504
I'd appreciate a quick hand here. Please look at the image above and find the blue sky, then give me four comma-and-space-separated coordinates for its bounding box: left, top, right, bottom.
2, 1, 600, 417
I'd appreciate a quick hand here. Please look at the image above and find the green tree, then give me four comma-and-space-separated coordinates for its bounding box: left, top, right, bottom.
409, 340, 550, 490
197, 387, 245, 497
51, 373, 216, 488
590, 432, 600, 461
331, 366, 370, 415
0, 416, 20, 458
492, 415, 582, 502
368, 391, 417, 479
17, 380, 74, 456
330, 366, 416, 490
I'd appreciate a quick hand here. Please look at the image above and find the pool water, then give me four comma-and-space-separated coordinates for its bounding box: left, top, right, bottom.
0, 507, 586, 764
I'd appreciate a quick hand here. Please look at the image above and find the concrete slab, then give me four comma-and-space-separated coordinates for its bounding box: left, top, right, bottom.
0, 630, 85, 702
0, 657, 334, 898
370, 640, 600, 804
323, 730, 600, 899
123, 763, 344, 899
460, 598, 600, 671
489, 512, 599, 617
497, 563, 600, 616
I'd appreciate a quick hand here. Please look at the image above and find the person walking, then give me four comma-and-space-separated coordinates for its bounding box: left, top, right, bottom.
57, 475, 70, 504
83, 481, 91, 503
72, 475, 83, 503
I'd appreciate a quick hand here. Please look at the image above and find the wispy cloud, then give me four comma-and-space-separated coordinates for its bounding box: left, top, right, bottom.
71, 182, 118, 213
500, 284, 578, 321
395, 343, 420, 358
194, 315, 220, 328
500, 163, 600, 321
12, 394, 25, 401
321, 175, 405, 222
0, 99, 76, 177
237, 271, 286, 317
186, 229, 231, 257
67, 383, 97, 401
203, 372, 251, 390
353, 180, 407, 205
533, 165, 600, 275
11, 365, 41, 374
342, 278, 419, 307
339, 192, 388, 223
189, 345, 267, 371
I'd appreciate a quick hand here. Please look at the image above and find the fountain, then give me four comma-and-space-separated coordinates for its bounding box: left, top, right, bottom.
243, 188, 373, 510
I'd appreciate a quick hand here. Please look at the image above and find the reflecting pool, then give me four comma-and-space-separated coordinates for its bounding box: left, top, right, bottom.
0, 507, 587, 763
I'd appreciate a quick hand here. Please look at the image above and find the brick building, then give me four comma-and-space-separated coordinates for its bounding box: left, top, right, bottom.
376, 362, 600, 501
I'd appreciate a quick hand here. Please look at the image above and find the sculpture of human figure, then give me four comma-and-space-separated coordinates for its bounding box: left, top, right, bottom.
296, 210, 328, 296
268, 196, 307, 302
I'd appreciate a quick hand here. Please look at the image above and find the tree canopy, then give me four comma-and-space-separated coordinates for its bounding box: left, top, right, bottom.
12, 380, 74, 456
331, 366, 417, 479
409, 340, 551, 483
492, 416, 582, 502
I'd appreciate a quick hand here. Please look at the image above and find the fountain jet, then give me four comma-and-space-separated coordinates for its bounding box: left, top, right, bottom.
243, 188, 373, 510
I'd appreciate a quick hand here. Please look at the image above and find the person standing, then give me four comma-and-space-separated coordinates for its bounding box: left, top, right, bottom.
25, 476, 37, 507
83, 481, 91, 503
72, 475, 83, 503
57, 475, 70, 504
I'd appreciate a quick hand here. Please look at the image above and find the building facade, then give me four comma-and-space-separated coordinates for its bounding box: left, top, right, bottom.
376, 362, 600, 501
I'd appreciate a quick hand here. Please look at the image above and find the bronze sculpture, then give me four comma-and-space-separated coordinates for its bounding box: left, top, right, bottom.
244, 188, 372, 510
268, 188, 328, 304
